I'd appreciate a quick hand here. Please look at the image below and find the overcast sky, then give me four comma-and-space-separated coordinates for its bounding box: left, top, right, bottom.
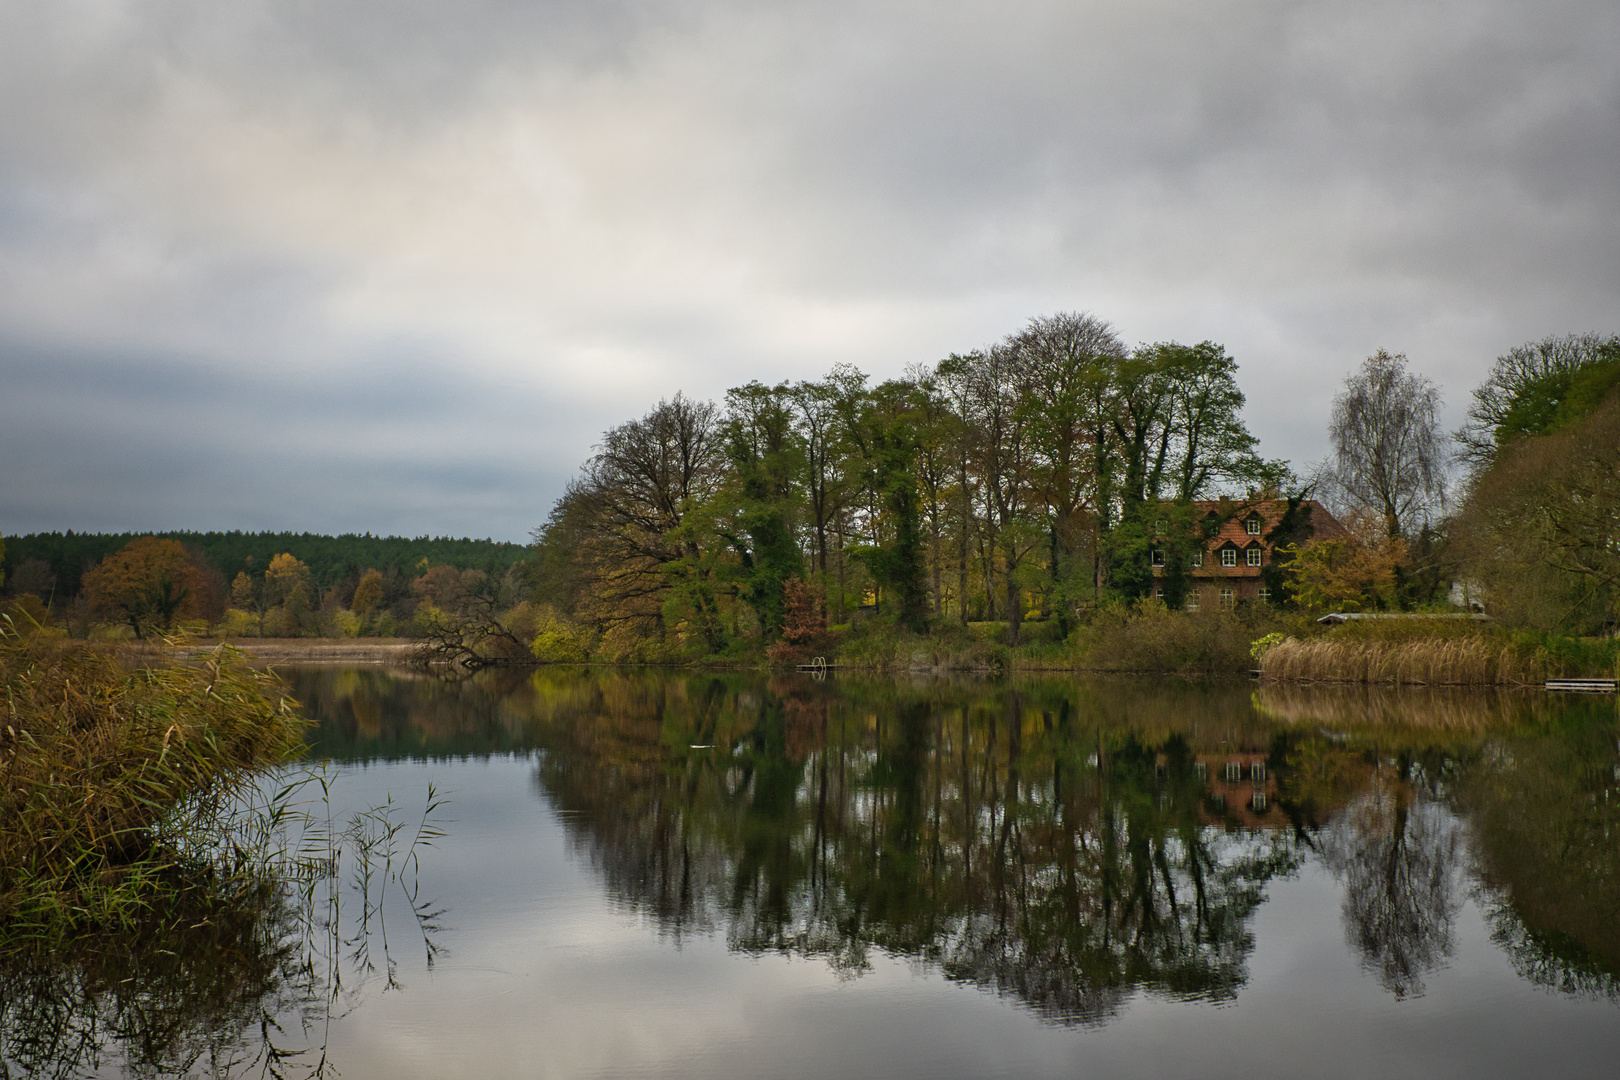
2, 0, 1616, 542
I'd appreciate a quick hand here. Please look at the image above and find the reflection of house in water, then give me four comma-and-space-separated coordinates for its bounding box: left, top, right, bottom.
1184, 752, 1280, 827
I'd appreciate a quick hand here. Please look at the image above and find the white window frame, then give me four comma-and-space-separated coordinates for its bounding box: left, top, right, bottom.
1220, 548, 1237, 568
1184, 592, 1200, 612
1192, 550, 1203, 568
1246, 547, 1262, 567
1219, 587, 1235, 610
1151, 549, 1165, 567
1245, 516, 1261, 536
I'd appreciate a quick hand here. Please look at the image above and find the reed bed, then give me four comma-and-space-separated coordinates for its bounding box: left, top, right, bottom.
1259, 634, 1551, 686
0, 618, 307, 935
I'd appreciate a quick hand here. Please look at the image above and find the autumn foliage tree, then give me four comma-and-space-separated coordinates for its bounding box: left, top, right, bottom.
1281, 513, 1405, 613
80, 538, 217, 637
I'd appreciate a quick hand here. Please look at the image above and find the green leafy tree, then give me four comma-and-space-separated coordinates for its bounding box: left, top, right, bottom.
719, 381, 804, 640
1455, 333, 1620, 472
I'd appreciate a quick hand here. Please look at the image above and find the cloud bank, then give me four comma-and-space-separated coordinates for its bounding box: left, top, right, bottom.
2, 0, 1615, 539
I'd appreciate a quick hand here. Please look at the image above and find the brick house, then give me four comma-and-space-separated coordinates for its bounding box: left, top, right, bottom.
1150, 498, 1349, 610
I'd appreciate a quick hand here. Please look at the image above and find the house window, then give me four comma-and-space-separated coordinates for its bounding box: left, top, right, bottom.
1257, 585, 1271, 602
1220, 587, 1234, 610
1192, 550, 1203, 568
1225, 761, 1243, 782
1184, 592, 1200, 612
1251, 762, 1266, 782
1246, 547, 1262, 567
1194, 761, 1207, 779
1153, 585, 1164, 600
1245, 516, 1261, 536
1251, 791, 1267, 813
1151, 549, 1165, 567
1220, 548, 1237, 567
1154, 519, 1165, 536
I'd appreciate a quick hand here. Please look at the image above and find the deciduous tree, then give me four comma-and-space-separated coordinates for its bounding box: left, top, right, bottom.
1328, 350, 1447, 540
1455, 333, 1620, 471
80, 538, 212, 637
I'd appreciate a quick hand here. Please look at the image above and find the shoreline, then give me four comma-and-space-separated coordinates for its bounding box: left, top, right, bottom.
164, 638, 419, 664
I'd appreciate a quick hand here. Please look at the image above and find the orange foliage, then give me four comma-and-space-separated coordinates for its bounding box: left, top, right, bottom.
80, 537, 218, 637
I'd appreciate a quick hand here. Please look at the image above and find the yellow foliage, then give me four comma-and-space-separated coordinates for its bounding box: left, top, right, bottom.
529, 606, 591, 663
1282, 512, 1405, 612
218, 608, 261, 638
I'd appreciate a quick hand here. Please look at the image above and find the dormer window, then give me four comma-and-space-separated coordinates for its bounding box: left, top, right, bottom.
1221, 548, 1237, 567
1245, 515, 1261, 536
1192, 550, 1203, 568
1247, 547, 1262, 567
1151, 549, 1165, 567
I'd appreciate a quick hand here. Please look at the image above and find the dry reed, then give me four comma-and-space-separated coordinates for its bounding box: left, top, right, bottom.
1259, 634, 1549, 686
0, 618, 306, 932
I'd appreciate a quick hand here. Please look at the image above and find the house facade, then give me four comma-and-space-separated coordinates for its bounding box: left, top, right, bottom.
1150, 498, 1349, 610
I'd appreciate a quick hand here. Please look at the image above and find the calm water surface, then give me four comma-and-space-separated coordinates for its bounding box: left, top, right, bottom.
9, 669, 1620, 1078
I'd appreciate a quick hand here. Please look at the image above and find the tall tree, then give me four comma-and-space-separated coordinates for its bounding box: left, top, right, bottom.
720, 381, 803, 640
1328, 350, 1447, 540
1155, 341, 1281, 501
1455, 333, 1620, 472
569, 394, 730, 652
854, 378, 931, 633
1010, 312, 1126, 621
961, 344, 1039, 644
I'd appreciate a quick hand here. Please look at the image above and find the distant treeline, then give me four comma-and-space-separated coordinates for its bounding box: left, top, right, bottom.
2, 530, 530, 604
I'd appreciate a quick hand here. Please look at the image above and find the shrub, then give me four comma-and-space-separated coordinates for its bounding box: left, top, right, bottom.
0, 620, 306, 935
1073, 600, 1295, 678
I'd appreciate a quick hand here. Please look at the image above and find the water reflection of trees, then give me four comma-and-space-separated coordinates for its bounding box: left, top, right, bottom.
1318, 775, 1465, 998
1269, 691, 1620, 1003
289, 668, 1620, 1015
531, 675, 1299, 1024
1458, 713, 1620, 1000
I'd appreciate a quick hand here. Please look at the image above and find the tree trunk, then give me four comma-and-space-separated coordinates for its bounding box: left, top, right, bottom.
1005, 547, 1022, 646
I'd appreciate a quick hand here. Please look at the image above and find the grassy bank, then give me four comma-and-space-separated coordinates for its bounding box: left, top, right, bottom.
1258, 620, 1620, 685
804, 601, 1302, 679
0, 619, 307, 941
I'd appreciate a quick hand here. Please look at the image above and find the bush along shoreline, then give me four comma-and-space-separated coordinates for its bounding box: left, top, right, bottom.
0, 617, 308, 944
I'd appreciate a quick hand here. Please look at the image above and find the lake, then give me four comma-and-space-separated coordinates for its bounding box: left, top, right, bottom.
7, 668, 1620, 1078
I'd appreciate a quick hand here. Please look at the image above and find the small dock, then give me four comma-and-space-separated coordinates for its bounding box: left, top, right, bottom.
1546, 678, 1617, 693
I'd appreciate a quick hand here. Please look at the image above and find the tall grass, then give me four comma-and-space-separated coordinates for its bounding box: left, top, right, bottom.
1258, 625, 1619, 686
0, 617, 307, 936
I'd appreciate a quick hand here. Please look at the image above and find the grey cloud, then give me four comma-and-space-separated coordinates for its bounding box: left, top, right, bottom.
0, 1, 1616, 536
0, 337, 590, 540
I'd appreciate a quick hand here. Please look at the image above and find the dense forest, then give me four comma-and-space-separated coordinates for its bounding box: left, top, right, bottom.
1, 530, 529, 639
1, 531, 527, 601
